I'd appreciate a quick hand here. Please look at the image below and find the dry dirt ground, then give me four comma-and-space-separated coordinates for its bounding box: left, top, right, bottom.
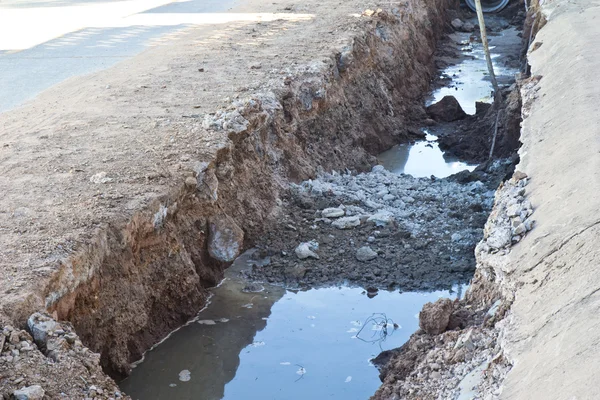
1, 0, 452, 396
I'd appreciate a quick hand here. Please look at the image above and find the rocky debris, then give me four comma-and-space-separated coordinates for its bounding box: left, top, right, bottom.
13, 385, 44, 400
295, 241, 320, 260
372, 173, 531, 399
27, 313, 56, 350
426, 95, 467, 122
332, 215, 361, 229
89, 171, 113, 184
1, 318, 124, 399
373, 307, 504, 400
477, 173, 534, 256
451, 18, 464, 30
356, 246, 378, 262
207, 215, 244, 262
321, 207, 345, 218
247, 162, 507, 289
419, 298, 454, 334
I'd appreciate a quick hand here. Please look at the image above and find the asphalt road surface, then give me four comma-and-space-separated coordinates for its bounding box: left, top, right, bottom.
0, 0, 238, 113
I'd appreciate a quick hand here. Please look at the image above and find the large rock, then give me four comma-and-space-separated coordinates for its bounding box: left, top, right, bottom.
207, 215, 244, 262
27, 313, 57, 349
13, 385, 45, 400
419, 298, 454, 334
426, 96, 467, 122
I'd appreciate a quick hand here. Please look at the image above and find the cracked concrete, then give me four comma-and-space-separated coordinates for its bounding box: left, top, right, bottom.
489, 0, 600, 397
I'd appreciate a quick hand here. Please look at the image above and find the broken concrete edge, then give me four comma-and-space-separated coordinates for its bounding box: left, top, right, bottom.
1, 0, 455, 388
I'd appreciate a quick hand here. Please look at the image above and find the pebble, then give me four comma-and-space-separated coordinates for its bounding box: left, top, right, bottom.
356, 246, 378, 262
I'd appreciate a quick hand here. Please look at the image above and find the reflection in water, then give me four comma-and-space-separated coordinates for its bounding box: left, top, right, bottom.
121, 252, 464, 400
428, 29, 520, 114
378, 132, 475, 178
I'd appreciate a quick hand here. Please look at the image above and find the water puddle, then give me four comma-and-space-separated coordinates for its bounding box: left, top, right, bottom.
378, 27, 520, 178
377, 132, 476, 178
429, 28, 521, 115
120, 252, 464, 400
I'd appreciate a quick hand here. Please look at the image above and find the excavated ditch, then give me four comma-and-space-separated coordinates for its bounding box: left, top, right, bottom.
0, 1, 527, 399
119, 7, 525, 400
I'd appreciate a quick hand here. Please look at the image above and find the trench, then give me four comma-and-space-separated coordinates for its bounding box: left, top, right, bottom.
18, 1, 529, 398
118, 11, 523, 398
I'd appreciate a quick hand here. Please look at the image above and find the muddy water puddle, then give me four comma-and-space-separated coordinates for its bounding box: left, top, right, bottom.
379, 26, 520, 177
121, 252, 464, 399
377, 132, 475, 178
429, 28, 521, 114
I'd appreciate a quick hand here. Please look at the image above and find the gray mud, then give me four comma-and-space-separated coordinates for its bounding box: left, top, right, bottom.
245, 162, 512, 291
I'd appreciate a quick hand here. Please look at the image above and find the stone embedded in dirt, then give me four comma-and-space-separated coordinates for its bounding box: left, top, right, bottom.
322, 207, 345, 218
195, 162, 219, 203
356, 246, 378, 262
13, 385, 45, 400
27, 313, 57, 349
485, 226, 512, 250
513, 170, 528, 181
461, 22, 476, 32
451, 18, 464, 30
419, 298, 454, 334
295, 241, 320, 260
332, 215, 361, 229
363, 9, 376, 16
367, 210, 394, 226
89, 171, 113, 184
426, 96, 467, 122
284, 264, 307, 279
207, 215, 244, 263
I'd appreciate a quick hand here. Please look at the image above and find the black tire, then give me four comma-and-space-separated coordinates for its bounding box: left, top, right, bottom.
465, 0, 510, 13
